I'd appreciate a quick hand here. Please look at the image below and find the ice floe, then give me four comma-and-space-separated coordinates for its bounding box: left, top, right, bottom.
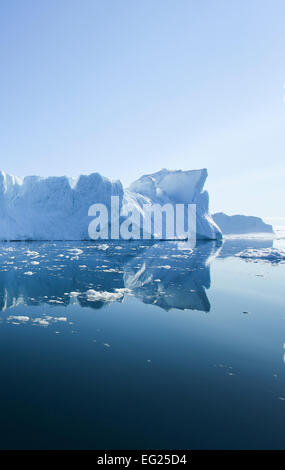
235, 248, 285, 263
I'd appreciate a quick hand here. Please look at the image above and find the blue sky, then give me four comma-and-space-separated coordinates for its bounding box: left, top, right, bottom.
0, 0, 284, 216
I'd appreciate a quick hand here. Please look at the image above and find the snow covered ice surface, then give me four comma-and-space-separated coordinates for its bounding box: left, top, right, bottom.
0, 168, 221, 241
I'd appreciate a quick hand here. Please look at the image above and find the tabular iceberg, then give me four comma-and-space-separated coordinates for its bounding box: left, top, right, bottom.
0, 168, 221, 241
212, 212, 274, 235
0, 171, 123, 240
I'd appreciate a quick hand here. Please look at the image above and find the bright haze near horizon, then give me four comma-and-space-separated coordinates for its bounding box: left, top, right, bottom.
0, 0, 284, 218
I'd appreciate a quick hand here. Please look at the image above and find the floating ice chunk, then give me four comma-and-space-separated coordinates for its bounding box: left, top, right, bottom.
97, 244, 109, 251
68, 248, 83, 256
26, 251, 40, 257
7, 315, 29, 322
32, 315, 67, 326
33, 318, 49, 326
235, 248, 285, 263
86, 288, 127, 303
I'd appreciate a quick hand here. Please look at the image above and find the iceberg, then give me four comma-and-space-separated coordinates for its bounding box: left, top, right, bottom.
129, 169, 222, 240
0, 171, 123, 240
0, 168, 221, 241
212, 212, 274, 235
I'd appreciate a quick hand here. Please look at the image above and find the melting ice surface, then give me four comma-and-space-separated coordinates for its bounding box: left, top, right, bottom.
0, 234, 285, 449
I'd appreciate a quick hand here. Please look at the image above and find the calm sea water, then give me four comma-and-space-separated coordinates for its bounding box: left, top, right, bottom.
0, 235, 284, 449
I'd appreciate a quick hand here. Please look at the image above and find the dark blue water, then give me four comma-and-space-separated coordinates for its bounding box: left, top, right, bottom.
0, 239, 284, 449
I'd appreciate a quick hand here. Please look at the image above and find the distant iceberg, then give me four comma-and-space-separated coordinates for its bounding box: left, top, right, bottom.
212, 212, 274, 235
0, 168, 222, 241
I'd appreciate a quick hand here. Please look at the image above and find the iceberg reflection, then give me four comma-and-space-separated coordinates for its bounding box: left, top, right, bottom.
124, 241, 220, 312
217, 237, 274, 258
0, 240, 221, 313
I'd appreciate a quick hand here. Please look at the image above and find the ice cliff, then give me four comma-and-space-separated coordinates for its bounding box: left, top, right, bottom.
128, 169, 222, 240
0, 171, 123, 240
0, 168, 221, 241
212, 212, 274, 235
